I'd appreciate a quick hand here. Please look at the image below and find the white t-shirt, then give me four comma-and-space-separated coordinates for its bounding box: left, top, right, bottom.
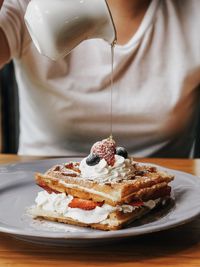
0, 0, 200, 157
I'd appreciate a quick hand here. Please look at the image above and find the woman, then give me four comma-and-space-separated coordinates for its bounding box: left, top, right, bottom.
0, 0, 200, 157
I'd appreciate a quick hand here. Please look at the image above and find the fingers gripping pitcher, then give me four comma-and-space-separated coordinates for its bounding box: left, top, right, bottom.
25, 0, 116, 60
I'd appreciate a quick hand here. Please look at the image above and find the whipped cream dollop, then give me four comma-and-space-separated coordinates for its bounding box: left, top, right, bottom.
79, 155, 135, 183
34, 191, 161, 224
35, 191, 115, 224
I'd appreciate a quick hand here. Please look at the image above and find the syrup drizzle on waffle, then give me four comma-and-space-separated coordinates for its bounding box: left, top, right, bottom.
110, 41, 116, 139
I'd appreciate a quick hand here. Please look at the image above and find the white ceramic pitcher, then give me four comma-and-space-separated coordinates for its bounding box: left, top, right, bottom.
25, 0, 116, 60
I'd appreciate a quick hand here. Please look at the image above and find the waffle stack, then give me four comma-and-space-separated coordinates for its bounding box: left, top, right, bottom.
31, 157, 174, 230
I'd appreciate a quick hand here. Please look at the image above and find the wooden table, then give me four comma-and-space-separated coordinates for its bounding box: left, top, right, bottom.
0, 155, 200, 267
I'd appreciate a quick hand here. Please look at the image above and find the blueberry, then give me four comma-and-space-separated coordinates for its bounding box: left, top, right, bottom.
116, 147, 128, 159
86, 154, 101, 166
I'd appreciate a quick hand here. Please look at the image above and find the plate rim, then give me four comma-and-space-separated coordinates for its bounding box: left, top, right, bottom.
0, 158, 200, 241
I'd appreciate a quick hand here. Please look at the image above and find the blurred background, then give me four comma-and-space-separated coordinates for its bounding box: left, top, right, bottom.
0, 62, 200, 157
0, 62, 19, 154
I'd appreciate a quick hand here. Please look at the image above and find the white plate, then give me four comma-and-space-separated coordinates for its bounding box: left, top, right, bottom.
0, 158, 200, 246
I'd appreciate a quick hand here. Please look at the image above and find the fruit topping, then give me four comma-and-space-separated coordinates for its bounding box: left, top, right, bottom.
129, 200, 144, 207
64, 162, 74, 169
91, 137, 116, 166
64, 162, 80, 174
86, 154, 101, 166
37, 180, 60, 194
68, 198, 104, 210
116, 147, 128, 159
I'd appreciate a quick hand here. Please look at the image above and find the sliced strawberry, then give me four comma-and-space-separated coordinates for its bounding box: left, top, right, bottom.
68, 198, 104, 210
65, 162, 74, 169
37, 181, 60, 194
129, 200, 144, 207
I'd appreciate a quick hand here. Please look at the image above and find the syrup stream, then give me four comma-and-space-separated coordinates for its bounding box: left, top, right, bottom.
110, 42, 115, 140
